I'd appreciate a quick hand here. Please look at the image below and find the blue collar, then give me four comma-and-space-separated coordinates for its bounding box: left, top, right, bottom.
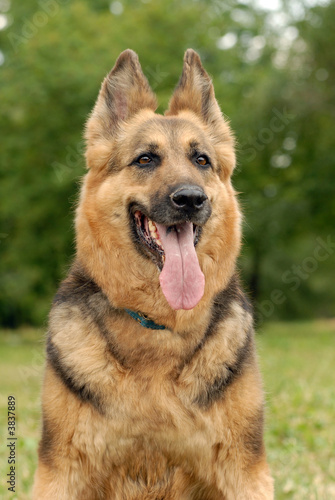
125, 309, 166, 330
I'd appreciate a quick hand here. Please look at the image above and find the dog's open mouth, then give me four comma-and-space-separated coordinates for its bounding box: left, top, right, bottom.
133, 210, 205, 310
133, 211, 201, 263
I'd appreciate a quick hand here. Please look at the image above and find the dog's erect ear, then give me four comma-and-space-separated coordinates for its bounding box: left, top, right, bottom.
166, 49, 223, 129
166, 49, 235, 179
85, 50, 157, 169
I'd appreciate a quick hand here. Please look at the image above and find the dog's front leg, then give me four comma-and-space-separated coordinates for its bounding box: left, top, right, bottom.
213, 455, 274, 500
32, 461, 98, 500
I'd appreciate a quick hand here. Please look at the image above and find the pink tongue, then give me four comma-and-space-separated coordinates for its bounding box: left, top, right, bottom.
155, 222, 205, 310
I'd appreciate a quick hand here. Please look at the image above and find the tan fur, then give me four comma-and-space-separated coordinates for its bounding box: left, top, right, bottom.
33, 49, 273, 499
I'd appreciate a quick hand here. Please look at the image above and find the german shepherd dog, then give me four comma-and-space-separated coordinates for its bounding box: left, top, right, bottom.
33, 49, 274, 499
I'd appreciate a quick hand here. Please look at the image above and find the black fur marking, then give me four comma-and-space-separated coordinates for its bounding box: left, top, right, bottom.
53, 264, 127, 368
205, 275, 242, 338
194, 326, 253, 409
188, 275, 247, 361
239, 291, 253, 315
47, 337, 103, 413
53, 265, 101, 306
91, 309, 129, 368
244, 406, 265, 458
38, 417, 54, 466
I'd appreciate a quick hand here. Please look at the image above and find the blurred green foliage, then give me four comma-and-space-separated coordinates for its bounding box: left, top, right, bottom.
0, 0, 334, 326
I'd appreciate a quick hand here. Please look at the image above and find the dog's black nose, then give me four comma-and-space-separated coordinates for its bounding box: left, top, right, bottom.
171, 186, 208, 211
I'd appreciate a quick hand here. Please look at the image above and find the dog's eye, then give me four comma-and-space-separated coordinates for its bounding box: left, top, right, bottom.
131, 153, 160, 169
196, 155, 210, 167
137, 155, 152, 165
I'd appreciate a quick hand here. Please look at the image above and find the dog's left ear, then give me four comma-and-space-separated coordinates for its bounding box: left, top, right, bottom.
85, 49, 157, 170
166, 50, 220, 123
166, 49, 235, 178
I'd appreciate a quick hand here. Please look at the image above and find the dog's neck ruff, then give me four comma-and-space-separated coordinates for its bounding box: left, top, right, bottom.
125, 309, 166, 330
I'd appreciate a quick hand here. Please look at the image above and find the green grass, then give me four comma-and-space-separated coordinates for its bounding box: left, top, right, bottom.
0, 321, 334, 499
0, 329, 45, 500
258, 320, 335, 499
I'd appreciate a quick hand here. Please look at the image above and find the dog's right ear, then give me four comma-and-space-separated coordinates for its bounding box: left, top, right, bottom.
85, 50, 157, 170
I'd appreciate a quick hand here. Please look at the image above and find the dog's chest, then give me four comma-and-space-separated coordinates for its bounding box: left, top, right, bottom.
73, 370, 214, 470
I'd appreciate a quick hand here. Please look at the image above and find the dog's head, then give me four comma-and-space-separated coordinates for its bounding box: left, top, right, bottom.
76, 50, 241, 320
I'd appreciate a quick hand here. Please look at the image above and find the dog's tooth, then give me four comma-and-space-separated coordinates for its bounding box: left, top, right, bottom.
156, 238, 162, 247
149, 220, 158, 236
